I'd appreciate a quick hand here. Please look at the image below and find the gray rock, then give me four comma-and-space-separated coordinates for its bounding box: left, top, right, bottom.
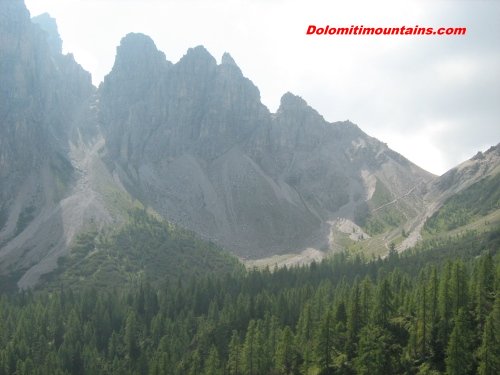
3, 2, 497, 287
98, 37, 434, 258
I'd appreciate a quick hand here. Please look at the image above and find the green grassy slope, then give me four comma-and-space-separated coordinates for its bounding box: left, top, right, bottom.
424, 173, 500, 235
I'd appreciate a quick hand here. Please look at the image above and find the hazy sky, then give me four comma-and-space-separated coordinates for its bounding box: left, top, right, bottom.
25, 0, 500, 175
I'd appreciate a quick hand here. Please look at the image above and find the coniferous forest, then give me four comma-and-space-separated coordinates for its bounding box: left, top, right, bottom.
0, 229, 499, 375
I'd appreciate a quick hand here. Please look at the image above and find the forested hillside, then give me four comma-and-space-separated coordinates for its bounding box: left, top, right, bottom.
424, 173, 500, 234
39, 209, 243, 291
0, 229, 498, 375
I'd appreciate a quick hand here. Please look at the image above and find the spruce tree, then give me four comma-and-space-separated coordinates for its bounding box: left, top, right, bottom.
354, 324, 392, 375
416, 270, 429, 358
242, 321, 257, 375
227, 331, 242, 375
445, 309, 473, 375
296, 302, 314, 373
204, 346, 220, 375
125, 311, 140, 361
475, 254, 495, 330
438, 261, 453, 364
372, 277, 394, 327
478, 297, 500, 375
316, 309, 335, 372
346, 283, 361, 358
275, 326, 296, 374
477, 314, 500, 375
450, 260, 468, 318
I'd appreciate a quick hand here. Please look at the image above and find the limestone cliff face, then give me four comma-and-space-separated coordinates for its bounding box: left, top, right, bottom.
98, 35, 433, 257
3, 1, 465, 286
100, 34, 268, 165
0, 2, 93, 204
0, 0, 102, 287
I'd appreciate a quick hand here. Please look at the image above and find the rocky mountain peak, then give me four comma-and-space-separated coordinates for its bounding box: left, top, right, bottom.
279, 92, 307, 108
221, 52, 237, 66
6, 2, 492, 288
32, 13, 62, 55
112, 32, 169, 75
176, 45, 217, 75
0, 0, 30, 33
275, 92, 326, 130
220, 52, 242, 75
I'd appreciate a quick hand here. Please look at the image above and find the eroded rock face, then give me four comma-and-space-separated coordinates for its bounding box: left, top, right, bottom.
98, 34, 433, 258
0, 0, 99, 287
0, 1, 93, 204
1, 1, 442, 286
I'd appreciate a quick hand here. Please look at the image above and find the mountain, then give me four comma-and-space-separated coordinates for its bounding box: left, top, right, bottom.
0, 1, 108, 288
340, 143, 500, 258
0, 1, 498, 289
420, 144, 500, 238
99, 33, 433, 260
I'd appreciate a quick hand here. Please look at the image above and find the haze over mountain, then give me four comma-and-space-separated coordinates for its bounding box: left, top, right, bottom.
1, 0, 498, 289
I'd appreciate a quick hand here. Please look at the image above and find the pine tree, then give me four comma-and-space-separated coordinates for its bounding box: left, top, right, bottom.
125, 311, 140, 362
427, 266, 440, 361
475, 254, 495, 330
227, 331, 242, 375
478, 297, 500, 375
204, 346, 220, 375
59, 309, 84, 375
477, 313, 500, 375
372, 277, 393, 327
416, 269, 429, 358
253, 323, 267, 374
188, 349, 202, 375
263, 314, 280, 371
359, 276, 373, 325
346, 282, 361, 358
437, 261, 453, 364
445, 309, 473, 375
316, 309, 335, 372
242, 320, 258, 375
354, 324, 392, 375
296, 302, 314, 373
275, 326, 296, 374
449, 260, 468, 318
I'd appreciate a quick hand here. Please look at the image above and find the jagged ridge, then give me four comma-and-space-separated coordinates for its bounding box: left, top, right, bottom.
2, 1, 498, 289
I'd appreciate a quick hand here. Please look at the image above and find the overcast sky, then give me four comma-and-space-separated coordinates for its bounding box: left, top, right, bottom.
25, 0, 500, 175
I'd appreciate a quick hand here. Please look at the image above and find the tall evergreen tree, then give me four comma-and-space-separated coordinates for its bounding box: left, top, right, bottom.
354, 324, 393, 375
227, 331, 242, 375
427, 265, 440, 362
316, 309, 335, 372
296, 303, 314, 374
359, 276, 373, 326
475, 254, 495, 330
416, 269, 429, 358
372, 277, 394, 327
275, 326, 297, 374
438, 261, 453, 364
125, 310, 140, 361
450, 260, 468, 318
242, 321, 259, 375
477, 313, 500, 375
445, 309, 474, 375
346, 282, 361, 358
204, 346, 221, 375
